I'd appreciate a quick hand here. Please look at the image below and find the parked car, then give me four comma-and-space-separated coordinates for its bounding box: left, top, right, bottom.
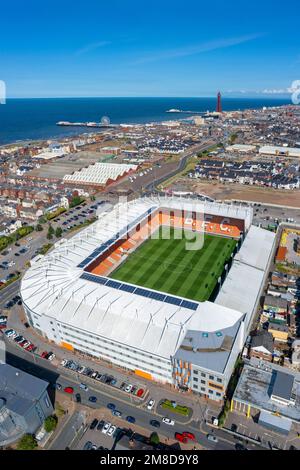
136, 388, 144, 397
207, 434, 218, 443
175, 433, 188, 443
182, 432, 196, 441
75, 393, 81, 403
89, 419, 98, 430
97, 420, 105, 431
46, 352, 55, 361
79, 383, 89, 392
64, 387, 74, 394
162, 417, 175, 426
89, 396, 97, 403
41, 351, 48, 358
83, 441, 93, 450
112, 410, 122, 417
102, 422, 111, 434
107, 425, 116, 437
107, 403, 115, 410
147, 399, 155, 410
54, 383, 62, 390
126, 416, 136, 424
150, 420, 160, 428
125, 384, 132, 393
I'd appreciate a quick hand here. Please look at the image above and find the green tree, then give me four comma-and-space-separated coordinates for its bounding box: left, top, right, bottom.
35, 224, 43, 232
44, 415, 58, 433
150, 432, 160, 445
17, 434, 38, 450
47, 224, 54, 240
55, 227, 63, 238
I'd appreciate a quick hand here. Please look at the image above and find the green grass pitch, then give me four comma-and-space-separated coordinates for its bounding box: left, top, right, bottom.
110, 227, 237, 302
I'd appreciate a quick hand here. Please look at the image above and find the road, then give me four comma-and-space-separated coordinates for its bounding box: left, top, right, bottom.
2, 338, 263, 451
144, 140, 216, 192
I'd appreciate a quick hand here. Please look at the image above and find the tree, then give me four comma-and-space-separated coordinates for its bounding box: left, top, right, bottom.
17, 434, 38, 450
35, 224, 43, 232
55, 227, 63, 238
44, 415, 58, 433
47, 224, 54, 240
150, 432, 159, 446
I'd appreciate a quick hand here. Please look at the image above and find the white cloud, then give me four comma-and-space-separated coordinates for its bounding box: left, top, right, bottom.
133, 33, 264, 64
75, 41, 111, 56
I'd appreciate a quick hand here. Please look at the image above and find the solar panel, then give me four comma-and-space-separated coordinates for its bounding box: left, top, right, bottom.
135, 288, 151, 298
165, 296, 182, 306
180, 300, 199, 311
118, 283, 136, 293
106, 280, 121, 289
148, 291, 166, 302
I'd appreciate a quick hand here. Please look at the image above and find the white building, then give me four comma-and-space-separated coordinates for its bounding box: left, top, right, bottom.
20, 197, 275, 401
259, 145, 300, 158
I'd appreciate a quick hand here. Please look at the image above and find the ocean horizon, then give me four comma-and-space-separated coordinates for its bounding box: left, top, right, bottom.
0, 96, 292, 145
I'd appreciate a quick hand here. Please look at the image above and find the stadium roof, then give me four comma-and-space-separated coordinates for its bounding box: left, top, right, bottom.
21, 197, 265, 362
63, 162, 137, 185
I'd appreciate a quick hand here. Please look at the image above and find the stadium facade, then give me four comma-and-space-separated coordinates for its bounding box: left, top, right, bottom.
20, 197, 276, 401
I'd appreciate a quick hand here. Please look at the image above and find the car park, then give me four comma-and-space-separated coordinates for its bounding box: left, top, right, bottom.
162, 418, 175, 426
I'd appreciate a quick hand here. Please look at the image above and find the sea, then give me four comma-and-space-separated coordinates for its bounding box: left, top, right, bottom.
0, 97, 292, 146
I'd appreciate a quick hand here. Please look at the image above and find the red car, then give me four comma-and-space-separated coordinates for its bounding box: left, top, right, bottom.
136, 388, 144, 397
182, 432, 196, 441
0, 323, 7, 330
175, 433, 188, 443
64, 387, 74, 394
41, 351, 48, 358
26, 344, 35, 352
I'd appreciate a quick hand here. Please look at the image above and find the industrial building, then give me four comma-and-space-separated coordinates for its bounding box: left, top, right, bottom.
232, 358, 300, 434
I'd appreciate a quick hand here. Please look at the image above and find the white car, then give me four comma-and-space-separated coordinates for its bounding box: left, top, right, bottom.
60, 359, 68, 367
77, 366, 85, 374
102, 422, 111, 434
125, 384, 132, 393
79, 383, 89, 392
162, 417, 175, 426
147, 399, 155, 410
107, 425, 116, 437
47, 353, 55, 361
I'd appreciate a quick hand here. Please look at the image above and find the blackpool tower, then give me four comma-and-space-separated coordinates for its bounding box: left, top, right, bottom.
216, 91, 222, 113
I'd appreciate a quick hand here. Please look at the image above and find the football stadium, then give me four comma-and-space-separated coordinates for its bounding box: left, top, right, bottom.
20, 196, 276, 401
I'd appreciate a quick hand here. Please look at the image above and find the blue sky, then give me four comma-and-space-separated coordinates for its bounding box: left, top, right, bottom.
0, 0, 299, 97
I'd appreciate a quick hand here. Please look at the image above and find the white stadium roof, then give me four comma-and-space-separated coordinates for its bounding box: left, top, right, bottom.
21, 197, 273, 361
63, 162, 137, 185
